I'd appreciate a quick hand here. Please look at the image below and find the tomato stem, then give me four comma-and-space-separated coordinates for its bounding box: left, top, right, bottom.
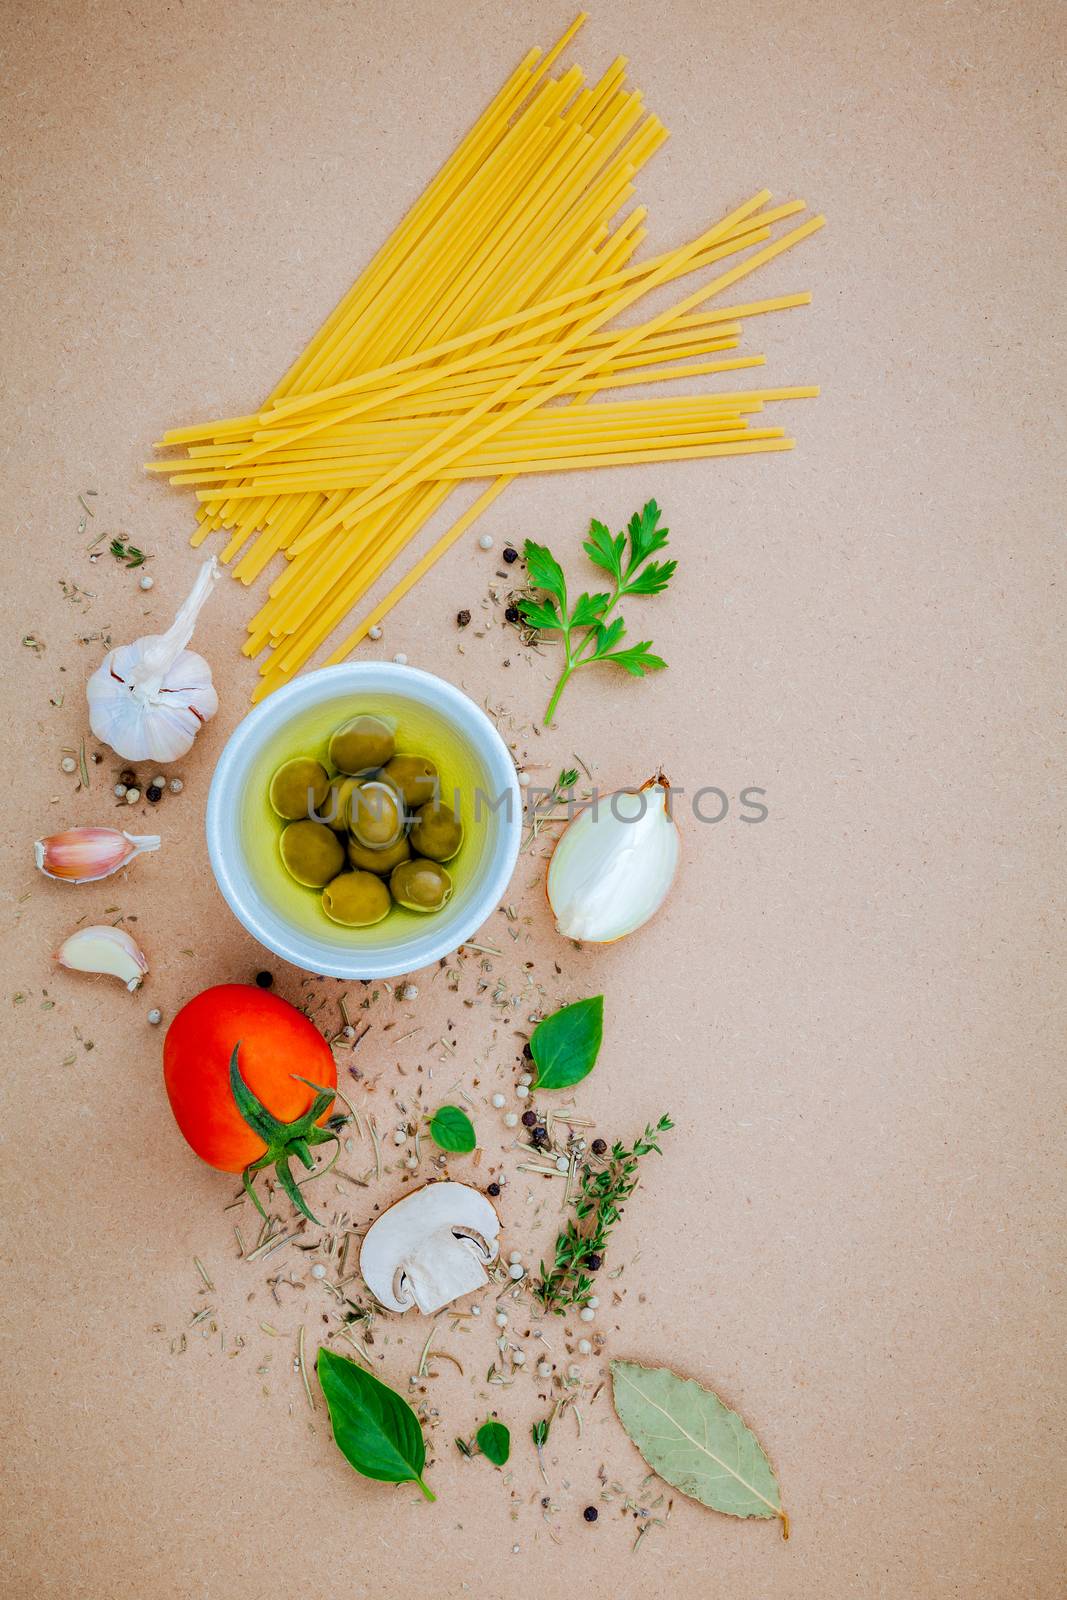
228, 1044, 338, 1226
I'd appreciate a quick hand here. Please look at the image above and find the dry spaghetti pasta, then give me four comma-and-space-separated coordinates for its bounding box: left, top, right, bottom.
152, 14, 824, 697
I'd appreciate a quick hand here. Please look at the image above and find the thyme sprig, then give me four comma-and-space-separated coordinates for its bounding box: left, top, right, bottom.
534, 1115, 673, 1312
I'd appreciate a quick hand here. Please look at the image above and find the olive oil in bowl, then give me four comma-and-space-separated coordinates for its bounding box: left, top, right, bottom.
207, 665, 522, 979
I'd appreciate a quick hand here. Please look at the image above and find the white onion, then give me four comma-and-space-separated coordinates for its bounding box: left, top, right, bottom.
547, 776, 680, 942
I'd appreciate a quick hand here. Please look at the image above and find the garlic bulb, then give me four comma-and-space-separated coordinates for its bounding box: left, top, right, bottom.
86, 558, 220, 762
35, 827, 160, 884
547, 775, 679, 942
56, 925, 149, 990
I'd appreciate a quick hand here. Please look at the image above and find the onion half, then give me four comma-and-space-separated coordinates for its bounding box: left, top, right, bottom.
547, 775, 680, 943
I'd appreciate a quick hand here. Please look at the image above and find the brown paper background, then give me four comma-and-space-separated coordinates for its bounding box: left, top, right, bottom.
1, 1, 1063, 1595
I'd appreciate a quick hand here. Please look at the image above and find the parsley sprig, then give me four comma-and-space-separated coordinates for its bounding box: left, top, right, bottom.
518, 499, 676, 724
534, 1114, 673, 1313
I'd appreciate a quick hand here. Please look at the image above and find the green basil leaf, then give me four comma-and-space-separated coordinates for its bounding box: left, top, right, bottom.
428, 1104, 477, 1153
317, 1347, 435, 1501
476, 1419, 510, 1465
529, 996, 604, 1091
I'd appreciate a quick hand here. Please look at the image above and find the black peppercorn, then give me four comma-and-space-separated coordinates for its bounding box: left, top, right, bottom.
521, 1109, 538, 1127
532, 1125, 549, 1147
504, 604, 521, 624
585, 1252, 602, 1271
502, 546, 519, 563
583, 1505, 599, 1522
146, 785, 163, 803
486, 1182, 501, 1197
456, 609, 471, 628
120, 768, 136, 787
590, 1137, 607, 1155
255, 970, 274, 989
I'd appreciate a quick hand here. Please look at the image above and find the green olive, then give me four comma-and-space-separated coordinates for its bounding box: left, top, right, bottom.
269, 757, 330, 821
390, 858, 453, 913
408, 798, 463, 862
322, 870, 392, 927
279, 820, 346, 887
320, 774, 361, 833
349, 780, 403, 850
347, 832, 411, 875
328, 714, 395, 776
381, 753, 439, 810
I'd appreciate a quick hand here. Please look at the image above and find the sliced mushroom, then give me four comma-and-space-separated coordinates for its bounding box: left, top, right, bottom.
359, 1182, 501, 1315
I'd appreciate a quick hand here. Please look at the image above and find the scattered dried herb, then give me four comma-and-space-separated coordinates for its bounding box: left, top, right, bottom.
535, 1115, 672, 1311
109, 537, 148, 568
518, 500, 675, 723
532, 1415, 551, 1477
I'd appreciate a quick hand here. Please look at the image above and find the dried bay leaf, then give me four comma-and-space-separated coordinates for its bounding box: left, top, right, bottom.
610, 1360, 788, 1537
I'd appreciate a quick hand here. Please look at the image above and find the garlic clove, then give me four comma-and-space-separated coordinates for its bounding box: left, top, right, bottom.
547, 775, 679, 943
56, 925, 149, 991
35, 827, 161, 884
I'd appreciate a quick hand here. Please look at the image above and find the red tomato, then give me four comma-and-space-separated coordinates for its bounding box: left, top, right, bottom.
163, 983, 336, 1173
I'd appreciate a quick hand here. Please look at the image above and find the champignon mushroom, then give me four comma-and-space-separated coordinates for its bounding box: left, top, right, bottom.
359, 1182, 501, 1315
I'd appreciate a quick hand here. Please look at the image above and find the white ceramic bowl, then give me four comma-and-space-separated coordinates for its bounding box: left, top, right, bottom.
206, 664, 522, 978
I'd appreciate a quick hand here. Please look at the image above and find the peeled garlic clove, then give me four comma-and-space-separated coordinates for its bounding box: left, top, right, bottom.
35, 827, 161, 884
547, 775, 679, 943
56, 925, 149, 991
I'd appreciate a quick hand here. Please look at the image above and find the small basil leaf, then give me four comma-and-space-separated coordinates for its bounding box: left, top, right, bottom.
317, 1347, 435, 1501
428, 1104, 477, 1153
530, 996, 604, 1091
476, 1419, 510, 1466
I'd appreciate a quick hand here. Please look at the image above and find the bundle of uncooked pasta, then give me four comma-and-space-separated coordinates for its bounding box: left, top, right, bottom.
150, 14, 824, 700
